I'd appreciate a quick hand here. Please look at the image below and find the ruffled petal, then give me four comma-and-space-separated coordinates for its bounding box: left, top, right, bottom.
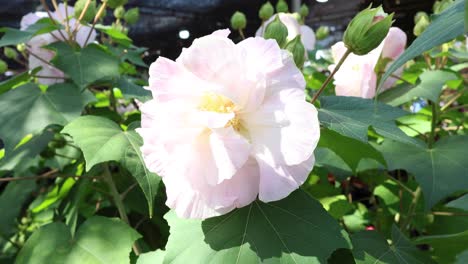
299, 25, 316, 50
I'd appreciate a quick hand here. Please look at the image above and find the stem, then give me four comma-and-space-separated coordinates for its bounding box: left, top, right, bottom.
109, 88, 117, 112
0, 169, 58, 182
311, 49, 351, 104
73, 0, 92, 36
27, 47, 56, 68
40, 0, 70, 44
423, 53, 432, 69
102, 165, 141, 255
402, 186, 422, 230
238, 29, 245, 40
385, 172, 415, 196
428, 101, 438, 148
441, 88, 466, 112
63, 0, 72, 42
34, 75, 68, 80
84, 2, 107, 46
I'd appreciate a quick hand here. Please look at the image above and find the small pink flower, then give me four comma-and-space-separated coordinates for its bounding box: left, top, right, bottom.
138, 29, 320, 219
20, 4, 97, 85
256, 13, 316, 50
330, 27, 407, 98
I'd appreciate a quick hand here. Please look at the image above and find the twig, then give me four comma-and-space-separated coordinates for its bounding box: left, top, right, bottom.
402, 186, 422, 230
385, 172, 415, 196
311, 49, 351, 103
40, 0, 70, 44
27, 47, 56, 68
84, 2, 107, 46
73, 0, 92, 36
441, 88, 466, 112
0, 169, 58, 182
121, 182, 138, 200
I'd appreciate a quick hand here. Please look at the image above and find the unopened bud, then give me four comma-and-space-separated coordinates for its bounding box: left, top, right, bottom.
264, 15, 289, 47
414, 11, 429, 24
276, 0, 288, 13
259, 2, 274, 21
0, 59, 7, 74
316, 26, 329, 40
291, 12, 301, 22
433, 0, 454, 14
413, 16, 430, 36
124, 7, 139, 25
74, 0, 97, 23
285, 35, 306, 68
114, 6, 125, 19
230, 11, 247, 30
4, 47, 17, 59
343, 6, 393, 55
16, 43, 26, 53
299, 4, 309, 18
106, 0, 128, 9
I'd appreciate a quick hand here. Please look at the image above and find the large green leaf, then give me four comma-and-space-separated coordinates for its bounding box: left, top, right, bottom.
351, 225, 435, 263
318, 128, 385, 172
62, 116, 160, 216
379, 70, 458, 105
0, 18, 59, 47
414, 231, 468, 264
137, 250, 166, 264
114, 76, 151, 102
0, 181, 36, 237
318, 96, 418, 146
48, 42, 119, 88
0, 68, 41, 95
16, 216, 141, 264
163, 190, 350, 263
379, 0, 465, 89
0, 130, 53, 173
374, 136, 468, 209
0, 83, 94, 153
446, 194, 468, 211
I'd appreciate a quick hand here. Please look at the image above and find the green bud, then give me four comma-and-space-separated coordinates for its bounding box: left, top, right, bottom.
433, 0, 454, 14
4, 47, 17, 59
106, 0, 128, 9
52, 134, 67, 149
124, 7, 139, 25
413, 16, 430, 36
74, 0, 97, 23
259, 2, 274, 21
0, 60, 7, 74
16, 43, 26, 52
291, 12, 301, 22
316, 26, 329, 40
40, 148, 55, 159
114, 6, 125, 19
276, 0, 288, 13
285, 35, 306, 68
414, 11, 429, 24
343, 6, 394, 55
264, 15, 289, 47
299, 4, 309, 18
230, 11, 247, 30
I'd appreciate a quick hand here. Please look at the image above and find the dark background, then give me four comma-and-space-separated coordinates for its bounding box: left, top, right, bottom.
0, 0, 436, 59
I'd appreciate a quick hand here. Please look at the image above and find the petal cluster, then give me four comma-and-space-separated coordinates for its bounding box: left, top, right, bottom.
256, 13, 316, 50
331, 27, 407, 98
20, 4, 97, 85
138, 29, 320, 219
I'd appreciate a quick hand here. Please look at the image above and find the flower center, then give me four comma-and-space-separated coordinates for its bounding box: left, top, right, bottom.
199, 93, 241, 131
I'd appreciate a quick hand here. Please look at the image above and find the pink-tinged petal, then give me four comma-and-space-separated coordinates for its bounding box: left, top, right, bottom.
381, 66, 403, 91
51, 3, 74, 23
20, 12, 47, 30
381, 27, 407, 60
194, 111, 235, 129
74, 21, 97, 46
264, 51, 306, 99
211, 29, 231, 37
299, 25, 316, 50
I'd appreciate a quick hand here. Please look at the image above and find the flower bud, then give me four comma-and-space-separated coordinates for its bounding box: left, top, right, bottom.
259, 2, 274, 21
0, 59, 7, 74
414, 11, 429, 24
291, 12, 301, 22
343, 6, 394, 55
124, 7, 140, 25
230, 11, 247, 30
264, 15, 289, 47
299, 4, 309, 18
285, 35, 306, 68
114, 6, 125, 19
433, 0, 454, 14
74, 0, 97, 23
316, 26, 329, 40
276, 0, 288, 13
106, 0, 128, 9
413, 16, 430, 36
16, 43, 26, 53
4, 47, 17, 59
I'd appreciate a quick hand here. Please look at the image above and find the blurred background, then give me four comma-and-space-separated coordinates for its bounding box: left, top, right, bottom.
0, 0, 436, 60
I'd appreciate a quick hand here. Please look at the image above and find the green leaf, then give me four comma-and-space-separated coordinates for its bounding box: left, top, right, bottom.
0, 68, 41, 95
319, 195, 354, 219
114, 76, 151, 102
95, 25, 132, 47
374, 136, 468, 209
0, 130, 53, 173
0, 83, 94, 153
379, 0, 465, 88
318, 96, 418, 146
446, 194, 468, 211
414, 231, 468, 264
379, 70, 458, 105
0, 18, 59, 47
137, 250, 166, 264
16, 216, 141, 264
62, 116, 160, 216
163, 190, 350, 263
351, 225, 435, 263
318, 128, 386, 172
48, 42, 119, 88
30, 177, 76, 213
0, 181, 36, 237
